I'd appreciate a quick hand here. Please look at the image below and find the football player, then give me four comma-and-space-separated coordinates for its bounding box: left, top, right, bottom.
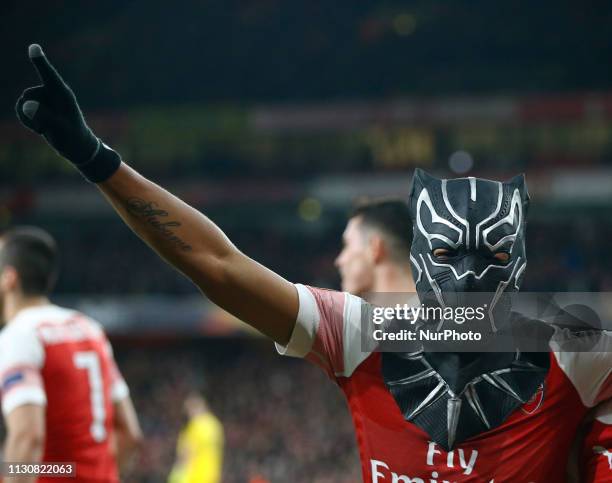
0, 227, 142, 482
168, 391, 224, 483
15, 45, 611, 482
335, 199, 415, 296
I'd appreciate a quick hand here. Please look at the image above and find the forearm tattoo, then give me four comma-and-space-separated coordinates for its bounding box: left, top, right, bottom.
126, 197, 192, 251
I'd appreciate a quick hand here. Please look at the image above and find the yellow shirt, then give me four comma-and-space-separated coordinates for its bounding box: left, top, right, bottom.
169, 412, 224, 483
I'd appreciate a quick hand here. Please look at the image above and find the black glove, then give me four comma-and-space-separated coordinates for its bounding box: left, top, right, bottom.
16, 44, 121, 183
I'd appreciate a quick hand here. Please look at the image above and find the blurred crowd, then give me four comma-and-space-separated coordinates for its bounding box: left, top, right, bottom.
3, 1, 612, 183
4, 0, 609, 115
47, 213, 342, 295
115, 338, 360, 483
45, 217, 612, 295
525, 220, 612, 292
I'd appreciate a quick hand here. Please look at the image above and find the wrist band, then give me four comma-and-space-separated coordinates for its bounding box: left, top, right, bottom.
76, 140, 122, 183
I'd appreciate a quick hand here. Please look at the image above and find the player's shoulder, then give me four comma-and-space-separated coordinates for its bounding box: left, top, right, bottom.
550, 324, 611, 357
296, 283, 369, 316
549, 328, 612, 407
0, 307, 59, 369
295, 283, 370, 340
200, 412, 222, 428
194, 413, 224, 440
508, 310, 612, 357
0, 306, 57, 344
9, 304, 78, 328
2, 304, 107, 345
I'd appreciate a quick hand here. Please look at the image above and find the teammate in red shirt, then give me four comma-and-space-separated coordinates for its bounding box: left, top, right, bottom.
14, 45, 612, 482
0, 227, 142, 482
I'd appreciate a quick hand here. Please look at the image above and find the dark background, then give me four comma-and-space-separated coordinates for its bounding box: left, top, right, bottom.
1, 1, 611, 481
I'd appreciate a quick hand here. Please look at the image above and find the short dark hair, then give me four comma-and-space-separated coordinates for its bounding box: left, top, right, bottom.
0, 227, 59, 296
350, 198, 412, 262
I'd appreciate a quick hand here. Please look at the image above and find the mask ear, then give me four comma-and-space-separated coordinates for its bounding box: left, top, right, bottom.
413, 168, 440, 186
506, 173, 530, 212
409, 168, 441, 216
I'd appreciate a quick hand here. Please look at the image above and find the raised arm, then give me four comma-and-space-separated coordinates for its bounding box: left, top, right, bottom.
15, 44, 298, 345
97, 164, 298, 343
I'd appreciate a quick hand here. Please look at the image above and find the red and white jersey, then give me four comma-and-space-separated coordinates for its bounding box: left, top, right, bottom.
0, 305, 129, 483
277, 285, 612, 483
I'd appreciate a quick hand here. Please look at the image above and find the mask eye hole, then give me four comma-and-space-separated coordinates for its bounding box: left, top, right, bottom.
433, 248, 457, 260
493, 251, 510, 263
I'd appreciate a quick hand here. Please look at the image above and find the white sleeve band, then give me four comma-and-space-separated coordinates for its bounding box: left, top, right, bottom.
275, 284, 319, 358
2, 386, 47, 416
336, 293, 368, 378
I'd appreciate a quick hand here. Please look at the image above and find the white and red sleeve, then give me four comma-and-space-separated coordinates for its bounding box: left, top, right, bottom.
275, 284, 371, 379
0, 323, 46, 416
104, 339, 129, 402
552, 329, 612, 408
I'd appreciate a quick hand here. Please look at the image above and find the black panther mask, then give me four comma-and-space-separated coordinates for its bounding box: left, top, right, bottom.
407, 168, 530, 332
381, 170, 549, 451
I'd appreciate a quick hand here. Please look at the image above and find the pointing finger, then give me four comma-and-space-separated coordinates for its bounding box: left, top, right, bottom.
28, 44, 65, 88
